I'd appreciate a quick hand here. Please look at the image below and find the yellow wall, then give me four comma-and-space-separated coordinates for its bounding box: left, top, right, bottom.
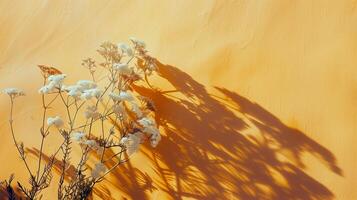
0, 1, 356, 199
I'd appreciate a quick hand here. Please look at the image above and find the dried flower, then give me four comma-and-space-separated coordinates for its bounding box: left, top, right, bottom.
97, 42, 120, 65
38, 85, 55, 94
38, 65, 62, 78
81, 88, 102, 100
150, 132, 161, 147
91, 163, 106, 179
4, 38, 161, 199
3, 88, 25, 98
38, 74, 66, 94
83, 139, 99, 149
138, 117, 156, 128
76, 80, 97, 90
113, 63, 132, 75
48, 74, 66, 85
118, 43, 133, 57
63, 85, 82, 99
130, 37, 146, 48
109, 91, 134, 102
84, 106, 101, 119
113, 104, 128, 121
120, 132, 144, 155
137, 117, 161, 147
71, 132, 86, 142
82, 58, 96, 73
47, 116, 64, 128
96, 146, 104, 156
113, 104, 125, 115
130, 102, 142, 118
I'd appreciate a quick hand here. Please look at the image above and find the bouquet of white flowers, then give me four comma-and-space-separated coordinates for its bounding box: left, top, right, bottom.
2, 38, 161, 199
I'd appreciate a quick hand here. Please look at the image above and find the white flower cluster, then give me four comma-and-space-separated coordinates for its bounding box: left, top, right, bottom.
113, 63, 132, 75
91, 163, 107, 179
109, 91, 134, 102
47, 116, 64, 128
120, 132, 144, 155
63, 80, 102, 100
3, 88, 25, 98
71, 131, 103, 155
109, 88, 161, 152
118, 43, 133, 57
137, 117, 161, 147
84, 105, 101, 119
129, 37, 146, 48
39, 74, 103, 101
109, 90, 145, 119
39, 74, 66, 94
3, 39, 162, 187
71, 131, 86, 142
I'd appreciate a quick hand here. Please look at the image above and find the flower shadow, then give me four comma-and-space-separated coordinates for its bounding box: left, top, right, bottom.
26, 60, 342, 199
127, 60, 342, 199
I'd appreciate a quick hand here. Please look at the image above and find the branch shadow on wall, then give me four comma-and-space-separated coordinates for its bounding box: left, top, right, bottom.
126, 60, 342, 199
25, 60, 342, 200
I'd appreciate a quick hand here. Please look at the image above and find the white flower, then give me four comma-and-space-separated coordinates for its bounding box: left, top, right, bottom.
72, 132, 86, 142
118, 43, 133, 56
129, 37, 146, 48
84, 106, 101, 119
63, 85, 82, 92
48, 74, 66, 85
130, 102, 142, 118
143, 125, 160, 136
109, 91, 134, 102
80, 91, 92, 100
47, 116, 64, 128
66, 86, 82, 99
138, 117, 156, 128
137, 117, 161, 147
81, 88, 102, 100
83, 139, 99, 149
38, 85, 54, 94
150, 132, 161, 147
113, 63, 132, 75
120, 137, 129, 144
113, 104, 128, 120
108, 92, 119, 101
91, 163, 106, 179
77, 80, 97, 90
120, 132, 143, 155
3, 88, 25, 98
119, 91, 134, 101
38, 74, 66, 94
113, 104, 125, 115
96, 146, 104, 156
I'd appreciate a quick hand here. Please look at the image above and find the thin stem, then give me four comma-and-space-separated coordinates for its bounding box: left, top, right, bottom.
144, 73, 154, 89
100, 115, 119, 162
72, 112, 114, 130
88, 80, 114, 136
8, 98, 35, 179
38, 139, 66, 183
37, 78, 48, 182
46, 93, 59, 107
102, 148, 125, 163
59, 91, 73, 126
95, 149, 127, 183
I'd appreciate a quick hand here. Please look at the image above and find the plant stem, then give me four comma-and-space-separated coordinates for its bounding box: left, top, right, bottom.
37, 78, 48, 183
8, 98, 35, 179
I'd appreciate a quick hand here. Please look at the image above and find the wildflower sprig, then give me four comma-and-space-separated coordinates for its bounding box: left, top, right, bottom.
3, 38, 161, 199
